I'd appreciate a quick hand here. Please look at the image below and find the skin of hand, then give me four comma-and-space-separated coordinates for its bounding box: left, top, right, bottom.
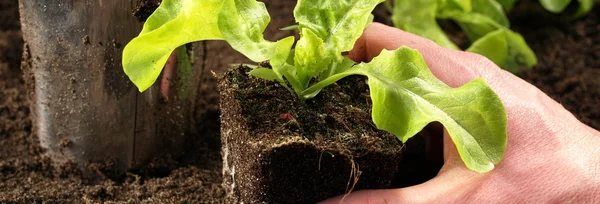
160, 50, 178, 101
321, 23, 600, 204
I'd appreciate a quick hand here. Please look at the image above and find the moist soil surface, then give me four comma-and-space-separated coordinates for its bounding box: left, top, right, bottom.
1, 0, 599, 203
218, 65, 404, 203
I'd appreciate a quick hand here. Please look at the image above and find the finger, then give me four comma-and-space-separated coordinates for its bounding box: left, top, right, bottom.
443, 129, 460, 163
350, 24, 584, 132
318, 186, 432, 204
348, 22, 439, 63
160, 50, 177, 101
319, 164, 480, 204
347, 23, 560, 117
348, 22, 497, 88
319, 130, 479, 204
439, 128, 467, 175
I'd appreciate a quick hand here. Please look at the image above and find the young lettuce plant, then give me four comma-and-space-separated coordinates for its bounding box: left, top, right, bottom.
393, 0, 538, 73
538, 0, 594, 17
123, 0, 508, 173
393, 0, 595, 73
496, 0, 594, 17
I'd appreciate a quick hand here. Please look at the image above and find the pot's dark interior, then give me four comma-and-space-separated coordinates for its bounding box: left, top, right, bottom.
1, 0, 598, 202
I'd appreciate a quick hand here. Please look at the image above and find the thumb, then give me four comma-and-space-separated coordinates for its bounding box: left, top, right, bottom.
349, 22, 494, 88
319, 131, 481, 204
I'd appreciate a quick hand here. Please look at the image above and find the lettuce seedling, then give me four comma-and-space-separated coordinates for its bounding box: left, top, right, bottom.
537, 0, 594, 17
393, 0, 595, 73
393, 0, 538, 73
496, 0, 594, 18
123, 0, 507, 173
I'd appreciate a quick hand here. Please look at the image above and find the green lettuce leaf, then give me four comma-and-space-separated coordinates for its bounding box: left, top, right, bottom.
393, 0, 537, 72
540, 0, 572, 12
471, 0, 510, 27
249, 36, 299, 94
442, 0, 473, 12
393, 0, 459, 49
440, 0, 509, 41
467, 29, 537, 73
494, 0, 519, 11
295, 28, 328, 83
294, 0, 384, 57
303, 47, 507, 173
568, 0, 594, 18
282, 0, 383, 93
123, 0, 224, 92
218, 0, 279, 62
539, 0, 594, 18
247, 68, 280, 81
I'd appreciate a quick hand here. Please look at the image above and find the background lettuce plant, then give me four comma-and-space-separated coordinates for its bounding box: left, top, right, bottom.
391, 0, 595, 73
123, 0, 508, 173
392, 0, 538, 73
496, 0, 593, 16
534, 0, 593, 17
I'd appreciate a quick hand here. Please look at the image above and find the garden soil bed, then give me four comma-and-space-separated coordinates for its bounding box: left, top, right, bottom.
1, 0, 599, 203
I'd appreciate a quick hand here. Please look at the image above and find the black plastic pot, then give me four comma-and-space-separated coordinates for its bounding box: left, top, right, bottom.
19, 0, 202, 178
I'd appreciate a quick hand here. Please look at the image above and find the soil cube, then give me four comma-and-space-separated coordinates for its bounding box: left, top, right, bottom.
218, 65, 405, 203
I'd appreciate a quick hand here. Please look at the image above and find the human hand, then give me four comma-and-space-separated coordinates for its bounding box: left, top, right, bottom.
322, 23, 600, 203
160, 51, 178, 101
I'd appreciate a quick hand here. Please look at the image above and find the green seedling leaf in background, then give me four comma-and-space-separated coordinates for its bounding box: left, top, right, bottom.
440, 0, 509, 40
467, 29, 537, 72
495, 0, 519, 11
123, 0, 509, 173
393, 0, 537, 73
500, 0, 595, 18
394, 0, 459, 49
565, 0, 594, 19
540, 0, 572, 12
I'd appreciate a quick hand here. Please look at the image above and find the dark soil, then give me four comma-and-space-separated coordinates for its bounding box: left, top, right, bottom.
218, 66, 404, 203
0, 0, 598, 203
133, 0, 162, 22
510, 3, 600, 130
1, 0, 224, 202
